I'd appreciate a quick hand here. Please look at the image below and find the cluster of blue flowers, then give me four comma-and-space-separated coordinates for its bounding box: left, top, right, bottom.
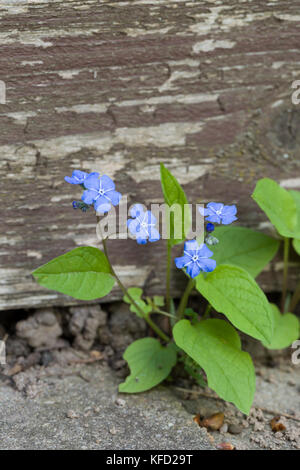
174, 202, 237, 278
65, 170, 237, 279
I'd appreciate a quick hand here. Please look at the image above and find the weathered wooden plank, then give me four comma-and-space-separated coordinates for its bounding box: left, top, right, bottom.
0, 0, 300, 310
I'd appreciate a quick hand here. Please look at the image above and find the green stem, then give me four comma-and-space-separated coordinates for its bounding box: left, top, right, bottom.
202, 303, 212, 321
289, 280, 300, 312
166, 241, 172, 312
176, 278, 195, 321
98, 218, 170, 342
281, 237, 290, 313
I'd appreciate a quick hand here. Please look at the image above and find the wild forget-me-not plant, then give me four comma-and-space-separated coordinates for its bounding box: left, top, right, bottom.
33, 167, 300, 414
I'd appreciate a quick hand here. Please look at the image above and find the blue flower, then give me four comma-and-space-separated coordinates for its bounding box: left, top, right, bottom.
200, 202, 237, 225
65, 170, 91, 185
175, 240, 216, 279
127, 204, 160, 245
82, 173, 122, 213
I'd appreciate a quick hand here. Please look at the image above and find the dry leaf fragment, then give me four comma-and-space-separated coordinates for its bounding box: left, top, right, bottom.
193, 412, 225, 431
216, 442, 235, 450
270, 416, 286, 433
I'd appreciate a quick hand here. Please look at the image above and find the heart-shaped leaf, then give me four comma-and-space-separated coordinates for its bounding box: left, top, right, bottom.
211, 226, 279, 278
33, 246, 115, 300
119, 338, 177, 393
252, 178, 298, 238
173, 319, 255, 414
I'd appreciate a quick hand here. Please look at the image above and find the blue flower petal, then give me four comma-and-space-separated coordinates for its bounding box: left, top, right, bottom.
197, 243, 214, 259
82, 190, 96, 205
100, 175, 115, 192
198, 258, 216, 272
94, 196, 111, 213
222, 204, 237, 216
186, 262, 201, 279
130, 204, 145, 219
207, 202, 224, 213
184, 240, 200, 253
146, 211, 157, 225
106, 190, 122, 206
221, 214, 238, 225
84, 173, 100, 191
205, 214, 222, 224
127, 218, 140, 236
149, 227, 160, 242
175, 254, 192, 269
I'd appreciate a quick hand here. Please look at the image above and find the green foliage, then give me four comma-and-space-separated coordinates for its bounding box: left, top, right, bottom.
173, 319, 255, 414
160, 163, 190, 245
262, 304, 300, 350
195, 265, 274, 343
123, 288, 151, 317
153, 295, 165, 307
211, 226, 279, 278
119, 338, 177, 393
252, 178, 299, 238
184, 308, 199, 325
293, 238, 300, 256
32, 247, 115, 300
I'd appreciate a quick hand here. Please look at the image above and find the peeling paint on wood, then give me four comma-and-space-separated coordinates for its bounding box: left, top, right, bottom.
0, 0, 300, 310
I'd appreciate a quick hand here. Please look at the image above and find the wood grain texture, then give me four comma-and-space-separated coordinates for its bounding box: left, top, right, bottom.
0, 0, 300, 310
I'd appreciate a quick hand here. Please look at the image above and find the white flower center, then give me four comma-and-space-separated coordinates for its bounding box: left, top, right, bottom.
141, 221, 148, 228
99, 189, 105, 196
216, 210, 222, 215
192, 255, 199, 262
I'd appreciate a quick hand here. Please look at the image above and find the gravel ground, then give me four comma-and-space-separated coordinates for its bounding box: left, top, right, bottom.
0, 355, 299, 450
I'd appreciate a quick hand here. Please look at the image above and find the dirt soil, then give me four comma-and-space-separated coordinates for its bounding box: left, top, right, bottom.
0, 349, 299, 450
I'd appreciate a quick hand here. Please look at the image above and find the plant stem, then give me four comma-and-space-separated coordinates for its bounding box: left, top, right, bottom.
176, 278, 195, 321
166, 241, 172, 312
202, 303, 212, 321
97, 218, 170, 342
289, 280, 300, 312
281, 237, 290, 312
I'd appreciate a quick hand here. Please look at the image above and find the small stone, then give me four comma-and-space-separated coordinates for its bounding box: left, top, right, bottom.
228, 423, 243, 435
115, 398, 126, 407
109, 427, 117, 435
220, 423, 228, 434
66, 410, 78, 419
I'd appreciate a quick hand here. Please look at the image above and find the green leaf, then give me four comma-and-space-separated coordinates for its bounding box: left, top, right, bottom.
119, 338, 177, 393
123, 287, 143, 304
32, 247, 115, 300
289, 190, 300, 236
160, 163, 190, 245
153, 295, 165, 307
293, 238, 300, 256
195, 265, 274, 342
123, 287, 151, 317
252, 178, 298, 238
262, 304, 300, 350
173, 319, 255, 414
211, 226, 279, 278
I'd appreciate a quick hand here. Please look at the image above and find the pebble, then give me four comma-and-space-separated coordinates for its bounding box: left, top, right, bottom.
66, 410, 79, 419
220, 423, 228, 433
228, 423, 243, 435
115, 398, 126, 407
